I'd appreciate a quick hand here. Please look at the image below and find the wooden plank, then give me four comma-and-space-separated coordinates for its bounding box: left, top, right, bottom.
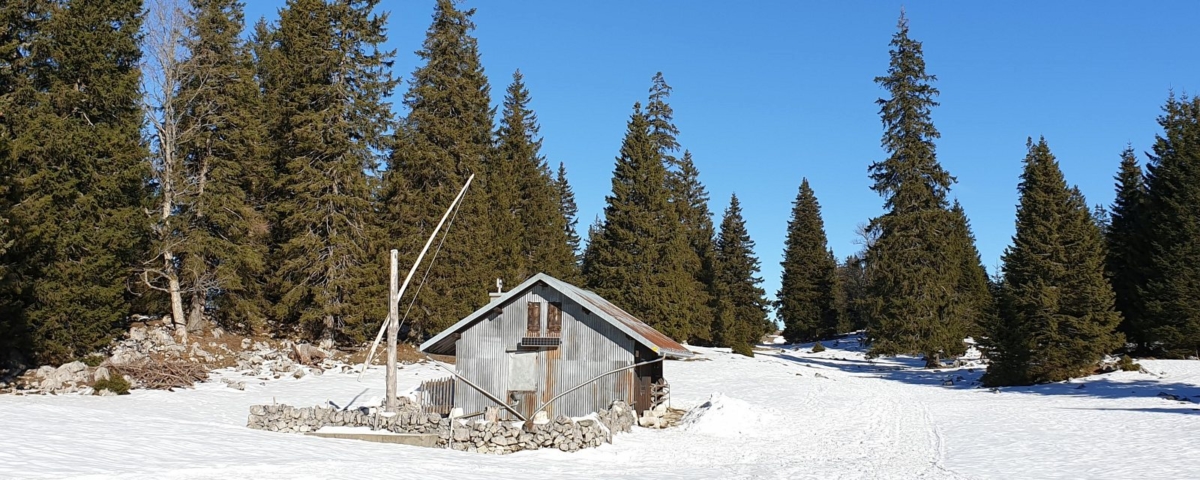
547, 302, 562, 337
527, 302, 541, 337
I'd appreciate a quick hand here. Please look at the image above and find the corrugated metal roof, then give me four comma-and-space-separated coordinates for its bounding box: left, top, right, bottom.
419, 273, 694, 358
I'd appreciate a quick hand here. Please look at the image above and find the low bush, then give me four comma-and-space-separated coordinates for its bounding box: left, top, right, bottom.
811, 342, 826, 353
80, 354, 106, 368
93, 376, 131, 395
731, 342, 755, 357
1119, 355, 1142, 372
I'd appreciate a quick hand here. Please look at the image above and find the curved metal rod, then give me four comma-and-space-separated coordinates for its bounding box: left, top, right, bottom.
427, 358, 527, 422
529, 357, 663, 420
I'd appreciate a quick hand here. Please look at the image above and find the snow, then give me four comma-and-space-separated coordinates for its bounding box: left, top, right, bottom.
678, 393, 776, 438
2, 338, 1199, 479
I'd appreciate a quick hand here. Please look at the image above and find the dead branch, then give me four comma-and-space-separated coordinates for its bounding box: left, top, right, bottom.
112, 358, 209, 390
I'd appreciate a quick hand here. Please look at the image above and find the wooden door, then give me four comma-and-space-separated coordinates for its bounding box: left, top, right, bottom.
635, 375, 652, 413
507, 351, 538, 420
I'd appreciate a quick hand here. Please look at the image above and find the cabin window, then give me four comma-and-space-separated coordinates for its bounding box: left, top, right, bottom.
527, 301, 542, 336
547, 302, 562, 337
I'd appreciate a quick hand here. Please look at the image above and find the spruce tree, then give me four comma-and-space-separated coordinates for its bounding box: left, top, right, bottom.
713, 194, 770, 352
175, 0, 271, 332
646, 72, 681, 167
837, 255, 869, 332
984, 138, 1123, 386
263, 0, 394, 342
555, 162, 583, 270
863, 13, 966, 367
584, 103, 700, 341
492, 70, 578, 284
778, 179, 840, 342
949, 200, 995, 339
487, 71, 525, 286
1105, 146, 1148, 348
580, 215, 604, 281
0, 0, 39, 359
384, 0, 496, 338
670, 151, 718, 344
1140, 94, 1200, 357
4, 0, 150, 363
646, 73, 713, 343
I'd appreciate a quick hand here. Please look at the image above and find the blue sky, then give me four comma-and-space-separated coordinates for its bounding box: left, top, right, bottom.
244, 1, 1198, 306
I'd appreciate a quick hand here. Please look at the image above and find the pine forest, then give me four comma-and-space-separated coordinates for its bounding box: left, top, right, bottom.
3, 0, 1200, 391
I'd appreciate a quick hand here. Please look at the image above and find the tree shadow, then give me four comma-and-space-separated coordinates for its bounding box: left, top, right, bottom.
1062, 407, 1200, 415
762, 347, 1200, 414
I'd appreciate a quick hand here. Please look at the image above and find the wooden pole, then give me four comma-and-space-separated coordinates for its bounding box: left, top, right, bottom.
385, 249, 399, 412
359, 174, 475, 380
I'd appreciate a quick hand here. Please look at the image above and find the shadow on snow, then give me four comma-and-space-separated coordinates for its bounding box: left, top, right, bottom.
758, 342, 1200, 415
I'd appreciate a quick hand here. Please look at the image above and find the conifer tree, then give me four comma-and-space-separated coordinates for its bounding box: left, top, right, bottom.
949, 200, 995, 338
584, 103, 701, 341
713, 194, 770, 351
863, 13, 966, 367
580, 215, 604, 281
984, 138, 1123, 386
1139, 94, 1200, 357
645, 73, 713, 343
263, 0, 394, 342
778, 179, 840, 342
1105, 146, 1148, 348
646, 72, 681, 167
555, 162, 583, 269
487, 72, 525, 286
837, 255, 869, 332
4, 0, 150, 363
175, 0, 271, 332
0, 0, 39, 359
670, 151, 718, 343
492, 70, 578, 284
384, 0, 496, 338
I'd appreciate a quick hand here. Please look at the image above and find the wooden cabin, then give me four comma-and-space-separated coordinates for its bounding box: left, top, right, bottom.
419, 273, 693, 420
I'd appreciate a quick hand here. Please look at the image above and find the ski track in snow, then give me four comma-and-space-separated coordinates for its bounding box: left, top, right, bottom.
2, 341, 1199, 479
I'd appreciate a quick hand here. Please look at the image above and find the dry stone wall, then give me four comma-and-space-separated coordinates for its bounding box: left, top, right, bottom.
246, 398, 638, 454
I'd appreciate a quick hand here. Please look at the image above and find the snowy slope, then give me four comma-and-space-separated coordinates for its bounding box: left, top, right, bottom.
1, 341, 1198, 479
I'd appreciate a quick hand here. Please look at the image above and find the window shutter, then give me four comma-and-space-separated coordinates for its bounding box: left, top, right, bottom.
527, 302, 541, 336
547, 302, 562, 337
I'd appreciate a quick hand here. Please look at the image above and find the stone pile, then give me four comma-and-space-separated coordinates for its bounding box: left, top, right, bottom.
246, 399, 639, 455
638, 402, 670, 428
246, 397, 443, 435
110, 323, 339, 383
29, 362, 92, 394
6, 361, 127, 395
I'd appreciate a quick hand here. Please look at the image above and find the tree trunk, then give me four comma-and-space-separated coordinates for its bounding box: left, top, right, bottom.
165, 252, 186, 329
186, 292, 206, 332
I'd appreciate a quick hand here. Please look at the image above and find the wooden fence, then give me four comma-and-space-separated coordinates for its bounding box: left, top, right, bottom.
419, 376, 455, 415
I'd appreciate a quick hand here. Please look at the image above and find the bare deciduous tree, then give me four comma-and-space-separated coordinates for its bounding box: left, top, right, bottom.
139, 0, 218, 337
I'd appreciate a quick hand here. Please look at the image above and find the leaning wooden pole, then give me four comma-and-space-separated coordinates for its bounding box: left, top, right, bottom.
385, 249, 399, 412
359, 174, 475, 381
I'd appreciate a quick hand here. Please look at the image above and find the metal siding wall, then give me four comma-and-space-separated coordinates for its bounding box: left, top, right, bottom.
534, 284, 634, 417
455, 284, 636, 418
455, 289, 543, 417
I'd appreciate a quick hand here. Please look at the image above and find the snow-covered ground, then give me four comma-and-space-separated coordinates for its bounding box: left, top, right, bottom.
2, 339, 1198, 479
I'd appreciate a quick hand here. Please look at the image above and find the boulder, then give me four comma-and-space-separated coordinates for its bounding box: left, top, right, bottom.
34, 366, 55, 379
128, 326, 148, 342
